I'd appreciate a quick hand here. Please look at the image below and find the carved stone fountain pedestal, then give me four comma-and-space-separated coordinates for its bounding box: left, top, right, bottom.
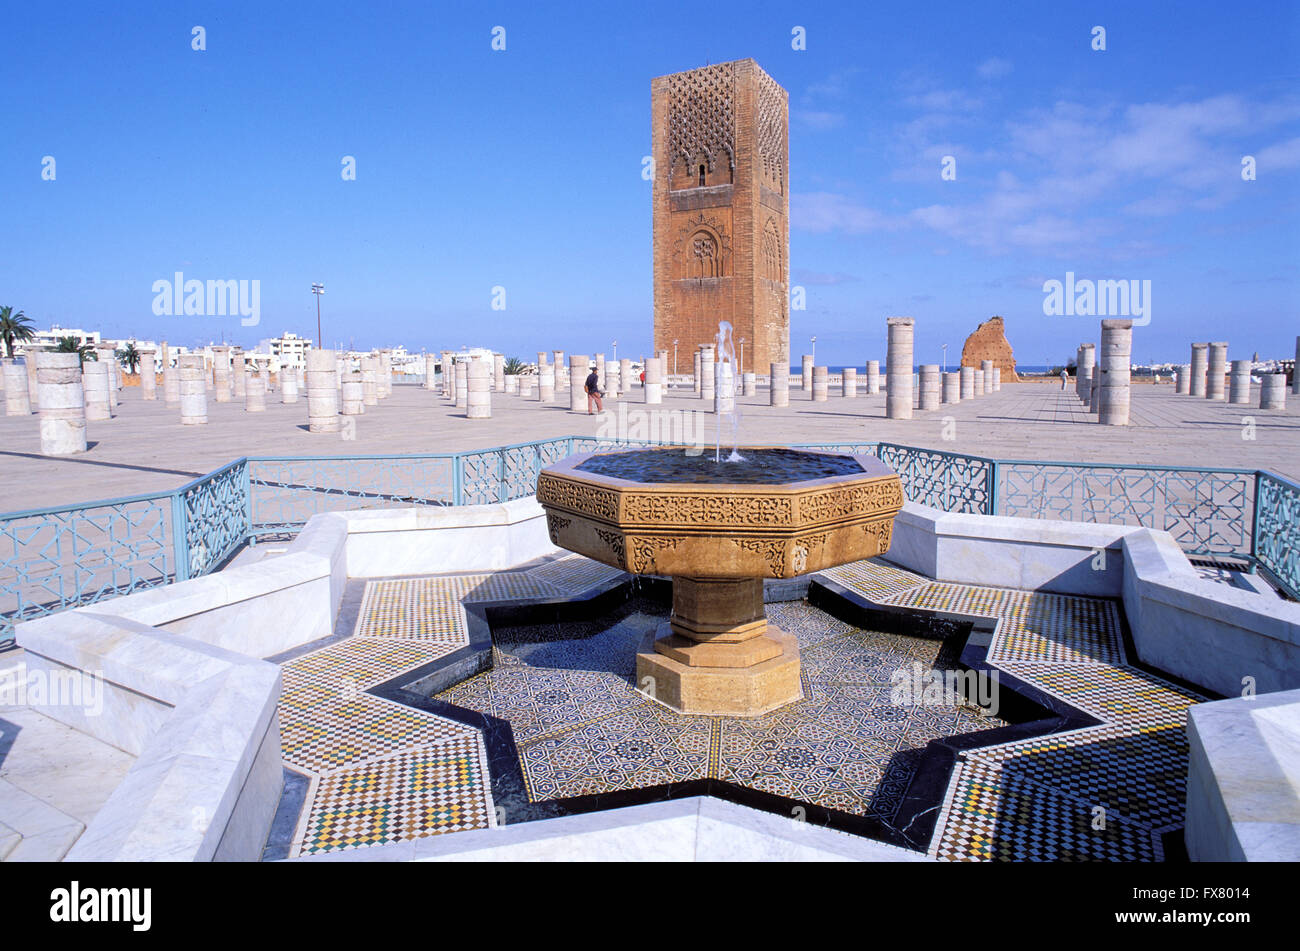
536, 447, 904, 717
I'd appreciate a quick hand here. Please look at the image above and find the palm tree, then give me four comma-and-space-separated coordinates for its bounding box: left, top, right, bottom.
0, 306, 36, 360
118, 342, 141, 375
55, 335, 95, 365
503, 357, 524, 375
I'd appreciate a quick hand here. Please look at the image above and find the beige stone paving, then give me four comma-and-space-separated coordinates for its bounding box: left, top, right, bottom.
0, 378, 1296, 512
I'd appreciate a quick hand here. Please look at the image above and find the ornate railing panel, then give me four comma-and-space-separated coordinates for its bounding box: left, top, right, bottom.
1254, 470, 1300, 598
0, 494, 176, 645
996, 462, 1255, 557
179, 461, 251, 578
249, 455, 456, 533
875, 443, 994, 514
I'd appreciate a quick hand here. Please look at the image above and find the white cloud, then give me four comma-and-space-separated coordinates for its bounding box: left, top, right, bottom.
796, 110, 845, 131
976, 57, 1013, 80
791, 192, 900, 234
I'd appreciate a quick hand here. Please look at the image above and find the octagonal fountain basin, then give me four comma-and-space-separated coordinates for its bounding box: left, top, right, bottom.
536, 446, 905, 717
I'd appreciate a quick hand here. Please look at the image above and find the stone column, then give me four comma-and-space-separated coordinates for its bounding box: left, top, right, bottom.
959, 366, 975, 401
379, 350, 393, 399
801, 355, 813, 394
1189, 343, 1208, 397
553, 352, 566, 389
992, 368, 1001, 391
504, 374, 519, 395
212, 346, 231, 402
769, 362, 789, 407
715, 361, 736, 414
980, 360, 994, 395
842, 367, 857, 398
596, 353, 607, 393
606, 363, 621, 400
281, 367, 300, 403
178, 355, 207, 426
942, 371, 960, 404
743, 371, 756, 396
885, 317, 914, 420
305, 350, 340, 433
811, 366, 828, 402
1175, 364, 1190, 395
644, 356, 663, 404
467, 357, 491, 419
570, 355, 589, 412
700, 348, 715, 401
361, 357, 379, 406
1078, 345, 1095, 400
865, 361, 880, 395
82, 359, 113, 420
918, 365, 941, 411
163, 355, 180, 404
974, 369, 985, 397
35, 352, 87, 454
1089, 373, 1100, 414
1206, 342, 1228, 400
94, 346, 118, 409
1099, 319, 1134, 426
455, 360, 468, 409
245, 373, 266, 412
25, 354, 39, 406
138, 347, 158, 400
693, 350, 701, 395
3, 359, 31, 415
539, 362, 555, 402
494, 353, 505, 391
341, 369, 365, 415
232, 353, 247, 399
1261, 374, 1287, 410
442, 353, 453, 398
620, 358, 633, 394
1228, 360, 1253, 405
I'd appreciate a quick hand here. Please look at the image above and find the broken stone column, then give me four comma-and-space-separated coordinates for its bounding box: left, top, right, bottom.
361, 357, 379, 406
715, 361, 736, 414
1206, 342, 1228, 400
700, 347, 715, 401
596, 353, 607, 393
138, 347, 158, 400
94, 345, 119, 409
232, 353, 247, 399
918, 364, 941, 411
886, 318, 915, 420
467, 356, 491, 419
341, 369, 365, 415
504, 374, 519, 395
1228, 360, 1253, 405
1099, 318, 1134, 426
743, 371, 756, 396
1077, 344, 1095, 400
245, 373, 266, 412
494, 353, 505, 391
553, 352, 566, 390
163, 353, 180, 404
1189, 343, 1208, 397
865, 360, 880, 395
980, 360, 994, 395
25, 353, 39, 406
842, 367, 857, 398
769, 362, 789, 407
82, 359, 113, 420
36, 352, 87, 454
212, 346, 232, 402
539, 362, 555, 402
378, 350, 393, 399
693, 350, 701, 395
305, 349, 340, 433
455, 360, 468, 409
570, 355, 589, 412
974, 369, 985, 397
1089, 373, 1100, 415
281, 366, 300, 403
811, 366, 828, 402
620, 358, 633, 394
3, 359, 31, 415
425, 353, 439, 390
178, 355, 207, 426
1261, 374, 1287, 411
959, 366, 975, 401
942, 371, 960, 404
1175, 364, 1191, 395
644, 356, 663, 404
801, 355, 813, 394
992, 368, 1001, 391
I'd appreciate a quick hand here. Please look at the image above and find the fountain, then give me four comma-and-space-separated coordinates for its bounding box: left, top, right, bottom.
537, 446, 904, 715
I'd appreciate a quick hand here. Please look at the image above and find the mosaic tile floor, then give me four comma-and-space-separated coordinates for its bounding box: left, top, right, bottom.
276, 554, 624, 857
439, 599, 1007, 832
279, 553, 1209, 862
828, 560, 1209, 862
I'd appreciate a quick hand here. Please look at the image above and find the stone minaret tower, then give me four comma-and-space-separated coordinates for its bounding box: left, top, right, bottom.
652, 59, 789, 376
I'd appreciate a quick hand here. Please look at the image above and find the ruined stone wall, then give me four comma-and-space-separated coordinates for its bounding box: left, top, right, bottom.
960, 316, 1020, 382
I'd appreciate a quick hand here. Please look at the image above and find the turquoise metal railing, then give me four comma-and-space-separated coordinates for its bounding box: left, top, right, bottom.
2, 437, 1296, 644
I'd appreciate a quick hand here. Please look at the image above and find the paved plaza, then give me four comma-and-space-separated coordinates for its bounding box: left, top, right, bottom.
1, 378, 1297, 512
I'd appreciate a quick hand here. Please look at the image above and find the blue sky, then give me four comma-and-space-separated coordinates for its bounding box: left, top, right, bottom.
3, 0, 1298, 366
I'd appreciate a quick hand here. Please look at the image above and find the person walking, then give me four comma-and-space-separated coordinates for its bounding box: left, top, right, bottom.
1060, 368, 1069, 390
585, 367, 604, 414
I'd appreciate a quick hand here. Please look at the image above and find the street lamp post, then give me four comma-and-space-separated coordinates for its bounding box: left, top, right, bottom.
673, 339, 679, 381
811, 335, 816, 366
612, 340, 618, 363
739, 337, 746, 375
942, 343, 947, 375
311, 283, 325, 348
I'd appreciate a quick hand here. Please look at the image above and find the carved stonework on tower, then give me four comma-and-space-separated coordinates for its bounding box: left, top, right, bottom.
652, 59, 790, 375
